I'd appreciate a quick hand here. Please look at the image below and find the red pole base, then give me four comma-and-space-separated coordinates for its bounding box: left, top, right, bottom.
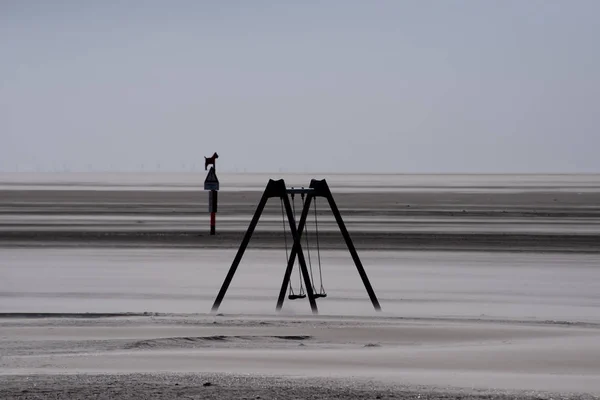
210, 212, 216, 235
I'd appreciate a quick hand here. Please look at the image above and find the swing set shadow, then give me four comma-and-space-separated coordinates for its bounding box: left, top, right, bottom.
210, 178, 382, 314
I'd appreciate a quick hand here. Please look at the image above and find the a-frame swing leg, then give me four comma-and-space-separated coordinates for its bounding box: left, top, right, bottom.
311, 179, 382, 312
211, 180, 279, 314
276, 193, 316, 312
279, 192, 318, 314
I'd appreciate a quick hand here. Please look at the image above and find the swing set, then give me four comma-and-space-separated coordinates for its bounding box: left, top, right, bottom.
210, 178, 381, 314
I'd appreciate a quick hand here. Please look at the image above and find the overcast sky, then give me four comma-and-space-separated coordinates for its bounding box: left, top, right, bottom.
2, 1, 599, 173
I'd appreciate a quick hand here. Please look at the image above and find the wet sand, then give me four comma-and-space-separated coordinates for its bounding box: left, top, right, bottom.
2, 182, 600, 252
1, 173, 600, 398
4, 373, 597, 400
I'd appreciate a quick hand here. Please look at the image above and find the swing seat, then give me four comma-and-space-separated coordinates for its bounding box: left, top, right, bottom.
314, 293, 327, 298
288, 294, 306, 300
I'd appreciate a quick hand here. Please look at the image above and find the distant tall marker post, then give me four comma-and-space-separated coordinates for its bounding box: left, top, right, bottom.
204, 153, 220, 235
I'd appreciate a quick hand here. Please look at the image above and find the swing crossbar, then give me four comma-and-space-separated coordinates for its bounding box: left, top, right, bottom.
286, 187, 315, 195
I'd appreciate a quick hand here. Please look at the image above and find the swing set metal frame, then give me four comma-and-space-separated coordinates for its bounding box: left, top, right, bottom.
210, 178, 381, 315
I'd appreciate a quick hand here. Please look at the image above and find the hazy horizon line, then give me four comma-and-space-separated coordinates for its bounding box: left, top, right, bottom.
1, 171, 600, 176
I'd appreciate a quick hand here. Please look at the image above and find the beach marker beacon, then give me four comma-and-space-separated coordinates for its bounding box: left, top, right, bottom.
204, 152, 219, 235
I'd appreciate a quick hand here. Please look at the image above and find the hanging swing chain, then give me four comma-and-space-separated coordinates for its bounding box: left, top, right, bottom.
280, 198, 294, 296
301, 193, 317, 293
314, 197, 325, 294
282, 188, 325, 299
290, 192, 304, 296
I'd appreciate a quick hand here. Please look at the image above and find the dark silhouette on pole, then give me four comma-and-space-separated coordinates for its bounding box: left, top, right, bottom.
203, 152, 220, 235
204, 152, 219, 171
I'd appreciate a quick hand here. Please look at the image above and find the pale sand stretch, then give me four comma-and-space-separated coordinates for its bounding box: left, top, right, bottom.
1, 314, 600, 399
2, 249, 599, 399
1, 174, 599, 398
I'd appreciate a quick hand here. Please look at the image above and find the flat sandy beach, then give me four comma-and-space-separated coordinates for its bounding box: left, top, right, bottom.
1, 173, 600, 399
